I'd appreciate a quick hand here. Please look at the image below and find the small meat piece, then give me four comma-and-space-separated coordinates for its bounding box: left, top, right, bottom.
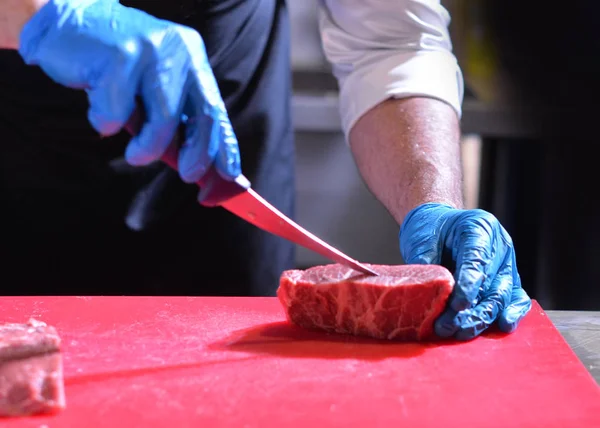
277, 264, 455, 341
0, 319, 66, 417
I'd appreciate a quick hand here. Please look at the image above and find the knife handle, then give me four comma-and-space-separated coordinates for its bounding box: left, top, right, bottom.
124, 103, 250, 207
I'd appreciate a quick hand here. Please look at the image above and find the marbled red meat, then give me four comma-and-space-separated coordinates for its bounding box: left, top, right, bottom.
0, 319, 66, 417
277, 264, 454, 341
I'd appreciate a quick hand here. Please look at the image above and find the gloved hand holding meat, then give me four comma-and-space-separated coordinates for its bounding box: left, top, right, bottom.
399, 202, 532, 340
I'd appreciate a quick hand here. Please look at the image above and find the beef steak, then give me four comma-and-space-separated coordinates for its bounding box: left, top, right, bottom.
277, 264, 454, 341
0, 319, 66, 417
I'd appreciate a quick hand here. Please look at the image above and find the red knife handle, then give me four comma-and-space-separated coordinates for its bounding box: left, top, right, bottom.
124, 103, 250, 207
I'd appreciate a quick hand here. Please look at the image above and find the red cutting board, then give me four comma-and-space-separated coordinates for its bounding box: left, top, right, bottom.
0, 296, 599, 427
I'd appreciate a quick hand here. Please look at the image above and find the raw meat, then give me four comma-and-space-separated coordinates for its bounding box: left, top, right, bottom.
277, 264, 455, 341
0, 319, 66, 417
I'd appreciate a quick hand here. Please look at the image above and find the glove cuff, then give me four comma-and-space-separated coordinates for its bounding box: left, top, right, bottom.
18, 0, 104, 63
398, 202, 455, 265
400, 202, 454, 232
18, 0, 60, 62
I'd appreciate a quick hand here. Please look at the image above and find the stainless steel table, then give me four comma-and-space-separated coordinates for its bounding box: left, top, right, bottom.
547, 311, 600, 385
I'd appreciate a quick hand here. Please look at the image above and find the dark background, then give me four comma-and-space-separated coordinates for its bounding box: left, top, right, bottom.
476, 2, 600, 310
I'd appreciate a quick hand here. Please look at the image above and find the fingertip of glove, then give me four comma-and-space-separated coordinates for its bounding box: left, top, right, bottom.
88, 110, 124, 137
434, 309, 458, 338
434, 322, 454, 338
180, 165, 206, 184
497, 304, 531, 333
210, 150, 240, 182
497, 319, 518, 334
178, 146, 210, 183
125, 140, 155, 166
214, 153, 240, 181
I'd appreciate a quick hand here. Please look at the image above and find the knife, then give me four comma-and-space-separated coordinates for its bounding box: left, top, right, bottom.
124, 106, 378, 276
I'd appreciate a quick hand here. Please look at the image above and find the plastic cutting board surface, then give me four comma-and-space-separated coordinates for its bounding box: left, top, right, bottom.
0, 296, 599, 427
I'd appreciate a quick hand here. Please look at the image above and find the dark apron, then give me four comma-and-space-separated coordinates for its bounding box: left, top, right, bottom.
0, 0, 296, 296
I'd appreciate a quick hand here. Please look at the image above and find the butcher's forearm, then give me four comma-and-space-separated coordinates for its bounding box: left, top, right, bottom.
0, 0, 48, 49
349, 97, 464, 226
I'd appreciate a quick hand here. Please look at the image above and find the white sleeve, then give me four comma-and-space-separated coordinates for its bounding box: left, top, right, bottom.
317, 0, 464, 139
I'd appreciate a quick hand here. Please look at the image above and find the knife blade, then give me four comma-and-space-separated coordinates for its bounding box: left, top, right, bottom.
124, 105, 378, 276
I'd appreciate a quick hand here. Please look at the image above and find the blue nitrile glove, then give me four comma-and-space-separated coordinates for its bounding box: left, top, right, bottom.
399, 203, 532, 340
18, 0, 241, 185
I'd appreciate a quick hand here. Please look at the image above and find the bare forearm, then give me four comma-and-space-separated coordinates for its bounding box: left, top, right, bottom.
0, 0, 48, 49
349, 97, 464, 226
